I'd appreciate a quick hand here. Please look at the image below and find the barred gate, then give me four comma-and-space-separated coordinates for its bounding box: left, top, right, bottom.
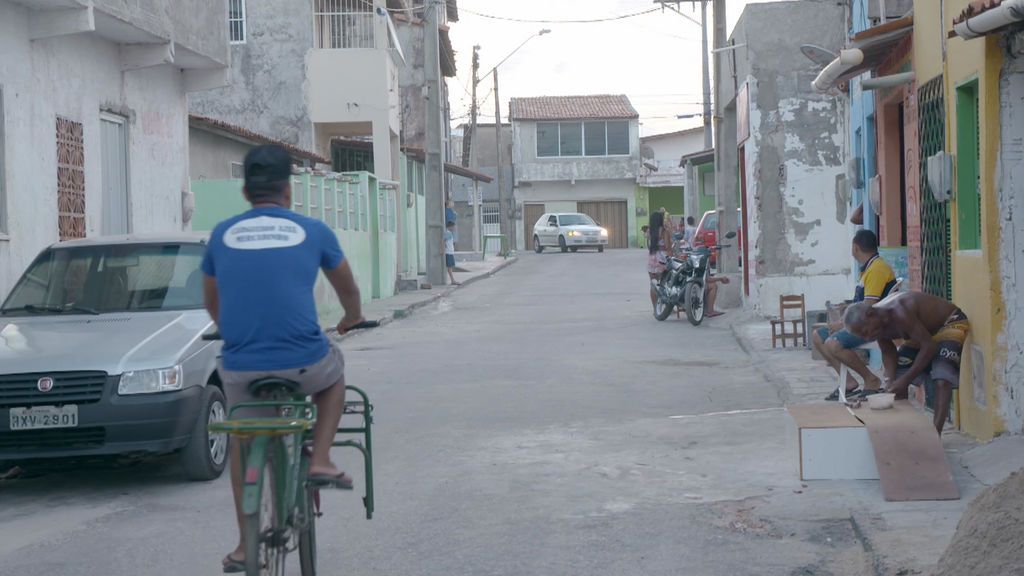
918, 77, 951, 301
481, 201, 501, 237
917, 76, 953, 420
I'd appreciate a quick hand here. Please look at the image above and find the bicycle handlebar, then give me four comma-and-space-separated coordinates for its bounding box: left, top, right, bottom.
202, 320, 380, 341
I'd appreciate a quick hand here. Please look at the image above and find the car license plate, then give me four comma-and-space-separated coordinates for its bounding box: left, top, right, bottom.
9, 405, 78, 430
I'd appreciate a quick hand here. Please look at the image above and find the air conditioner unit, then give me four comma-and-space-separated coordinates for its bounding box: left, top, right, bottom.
926, 151, 953, 203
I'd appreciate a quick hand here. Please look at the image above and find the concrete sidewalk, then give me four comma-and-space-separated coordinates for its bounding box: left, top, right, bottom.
729, 312, 1024, 574
350, 255, 516, 329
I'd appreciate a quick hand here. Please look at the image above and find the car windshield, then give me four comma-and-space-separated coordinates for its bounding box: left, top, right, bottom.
559, 214, 596, 226
1, 243, 206, 316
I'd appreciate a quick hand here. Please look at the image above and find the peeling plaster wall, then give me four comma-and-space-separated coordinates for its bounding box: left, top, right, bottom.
998, 52, 1024, 434
189, 0, 316, 151
727, 1, 853, 313
0, 1, 191, 299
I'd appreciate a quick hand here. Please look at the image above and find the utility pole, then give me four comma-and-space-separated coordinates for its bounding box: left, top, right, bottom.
493, 68, 510, 253
466, 45, 482, 252
711, 0, 738, 275
699, 0, 712, 150
425, 0, 445, 285
462, 45, 479, 168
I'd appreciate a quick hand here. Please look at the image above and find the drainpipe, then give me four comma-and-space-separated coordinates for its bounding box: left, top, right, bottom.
861, 71, 916, 91
954, 0, 1024, 39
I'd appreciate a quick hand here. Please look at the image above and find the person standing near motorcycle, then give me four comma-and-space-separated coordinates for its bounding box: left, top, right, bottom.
647, 211, 673, 308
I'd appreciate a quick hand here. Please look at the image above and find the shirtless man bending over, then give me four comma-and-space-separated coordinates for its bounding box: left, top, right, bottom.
842, 292, 970, 434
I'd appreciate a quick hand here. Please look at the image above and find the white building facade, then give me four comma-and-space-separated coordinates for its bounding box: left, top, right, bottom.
511, 95, 641, 250
0, 0, 229, 299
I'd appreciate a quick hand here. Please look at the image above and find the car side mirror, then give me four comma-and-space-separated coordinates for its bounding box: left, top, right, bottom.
725, 231, 737, 239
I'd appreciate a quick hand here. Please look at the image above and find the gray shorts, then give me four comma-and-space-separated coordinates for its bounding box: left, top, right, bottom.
217, 345, 346, 410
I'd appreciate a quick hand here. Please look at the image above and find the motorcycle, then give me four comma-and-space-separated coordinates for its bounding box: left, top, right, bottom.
652, 231, 737, 326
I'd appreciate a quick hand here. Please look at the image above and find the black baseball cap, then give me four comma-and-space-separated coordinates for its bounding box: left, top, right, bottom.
244, 144, 292, 186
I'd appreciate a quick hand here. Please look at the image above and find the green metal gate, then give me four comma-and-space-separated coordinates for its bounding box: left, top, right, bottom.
918, 76, 951, 301
917, 76, 954, 420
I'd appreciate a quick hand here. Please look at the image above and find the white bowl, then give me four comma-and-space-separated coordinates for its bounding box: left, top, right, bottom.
867, 392, 895, 410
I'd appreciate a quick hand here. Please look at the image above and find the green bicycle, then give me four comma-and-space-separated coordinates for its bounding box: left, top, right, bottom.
206, 324, 376, 576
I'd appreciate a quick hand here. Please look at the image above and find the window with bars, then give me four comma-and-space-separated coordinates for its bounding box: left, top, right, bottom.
314, 0, 376, 49
918, 76, 951, 301
228, 0, 246, 44
56, 117, 86, 241
955, 80, 981, 251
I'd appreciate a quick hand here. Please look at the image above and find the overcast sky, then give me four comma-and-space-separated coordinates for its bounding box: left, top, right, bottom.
450, 0, 775, 137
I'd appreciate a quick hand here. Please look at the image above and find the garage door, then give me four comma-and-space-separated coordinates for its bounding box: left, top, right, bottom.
578, 201, 629, 248
523, 203, 546, 246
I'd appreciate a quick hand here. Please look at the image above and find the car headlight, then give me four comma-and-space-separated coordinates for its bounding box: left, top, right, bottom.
118, 366, 184, 395
600, 228, 609, 236
568, 230, 579, 237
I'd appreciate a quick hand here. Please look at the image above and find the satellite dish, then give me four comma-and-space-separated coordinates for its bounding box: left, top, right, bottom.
800, 44, 837, 66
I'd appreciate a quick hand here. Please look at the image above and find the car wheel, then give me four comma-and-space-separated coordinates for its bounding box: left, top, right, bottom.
534, 235, 544, 253
559, 236, 568, 253
598, 246, 604, 253
181, 384, 228, 481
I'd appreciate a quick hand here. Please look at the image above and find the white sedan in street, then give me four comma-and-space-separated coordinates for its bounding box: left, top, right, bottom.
532, 212, 609, 253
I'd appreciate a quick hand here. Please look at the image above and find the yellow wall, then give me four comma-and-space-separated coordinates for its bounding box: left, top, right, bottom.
913, 0, 945, 83
942, 2, 1005, 440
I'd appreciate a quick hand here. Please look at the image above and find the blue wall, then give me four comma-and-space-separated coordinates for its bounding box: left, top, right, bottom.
849, 0, 878, 235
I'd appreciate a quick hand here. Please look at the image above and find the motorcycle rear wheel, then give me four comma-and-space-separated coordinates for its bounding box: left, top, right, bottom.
653, 280, 674, 321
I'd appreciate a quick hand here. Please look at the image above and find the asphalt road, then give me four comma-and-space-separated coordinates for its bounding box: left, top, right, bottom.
0, 249, 872, 576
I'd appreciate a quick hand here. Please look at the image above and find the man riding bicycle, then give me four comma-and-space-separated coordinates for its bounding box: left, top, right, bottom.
201, 145, 365, 573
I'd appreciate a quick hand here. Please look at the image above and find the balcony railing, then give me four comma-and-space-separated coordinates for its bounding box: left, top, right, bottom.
314, 0, 376, 49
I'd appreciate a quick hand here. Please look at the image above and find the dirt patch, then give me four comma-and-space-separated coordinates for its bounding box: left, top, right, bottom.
933, 469, 1024, 576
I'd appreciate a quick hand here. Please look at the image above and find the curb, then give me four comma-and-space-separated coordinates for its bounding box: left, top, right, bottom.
728, 319, 792, 404
335, 257, 518, 340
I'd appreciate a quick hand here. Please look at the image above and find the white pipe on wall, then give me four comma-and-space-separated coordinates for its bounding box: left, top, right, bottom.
954, 0, 1024, 39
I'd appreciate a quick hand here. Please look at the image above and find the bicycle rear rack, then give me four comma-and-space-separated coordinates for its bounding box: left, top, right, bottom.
334, 385, 374, 519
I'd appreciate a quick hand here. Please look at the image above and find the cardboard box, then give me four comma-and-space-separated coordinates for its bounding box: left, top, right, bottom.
788, 404, 879, 480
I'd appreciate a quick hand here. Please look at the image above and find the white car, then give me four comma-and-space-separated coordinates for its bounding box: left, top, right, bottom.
532, 213, 608, 253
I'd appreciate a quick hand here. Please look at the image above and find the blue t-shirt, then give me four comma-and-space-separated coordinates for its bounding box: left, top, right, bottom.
201, 206, 344, 372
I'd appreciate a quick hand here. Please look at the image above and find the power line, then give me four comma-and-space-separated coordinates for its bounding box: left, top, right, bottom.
459, 6, 660, 24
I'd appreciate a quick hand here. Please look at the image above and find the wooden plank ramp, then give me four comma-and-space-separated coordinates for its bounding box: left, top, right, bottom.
854, 400, 959, 502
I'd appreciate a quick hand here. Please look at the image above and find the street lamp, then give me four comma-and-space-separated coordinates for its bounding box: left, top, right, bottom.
474, 29, 551, 253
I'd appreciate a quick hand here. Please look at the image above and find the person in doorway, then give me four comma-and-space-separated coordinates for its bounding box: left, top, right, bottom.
202, 144, 365, 572
843, 292, 970, 434
815, 229, 897, 400
640, 225, 650, 249
647, 211, 672, 308
444, 220, 460, 286
684, 216, 697, 247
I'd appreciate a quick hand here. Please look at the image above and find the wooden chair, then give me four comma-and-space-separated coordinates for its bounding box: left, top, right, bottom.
770, 294, 806, 348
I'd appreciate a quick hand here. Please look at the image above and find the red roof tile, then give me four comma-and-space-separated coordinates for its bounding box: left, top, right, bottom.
954, 0, 1003, 24
509, 95, 638, 121
188, 114, 330, 165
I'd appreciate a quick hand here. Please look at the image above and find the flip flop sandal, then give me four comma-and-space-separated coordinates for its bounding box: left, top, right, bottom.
852, 388, 884, 398
308, 471, 354, 490
223, 554, 245, 574
825, 387, 858, 402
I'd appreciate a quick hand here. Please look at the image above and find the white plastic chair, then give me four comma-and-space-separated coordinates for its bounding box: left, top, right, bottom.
837, 277, 904, 402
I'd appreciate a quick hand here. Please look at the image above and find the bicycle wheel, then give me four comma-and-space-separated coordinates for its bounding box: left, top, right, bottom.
245, 459, 282, 576
298, 485, 318, 576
